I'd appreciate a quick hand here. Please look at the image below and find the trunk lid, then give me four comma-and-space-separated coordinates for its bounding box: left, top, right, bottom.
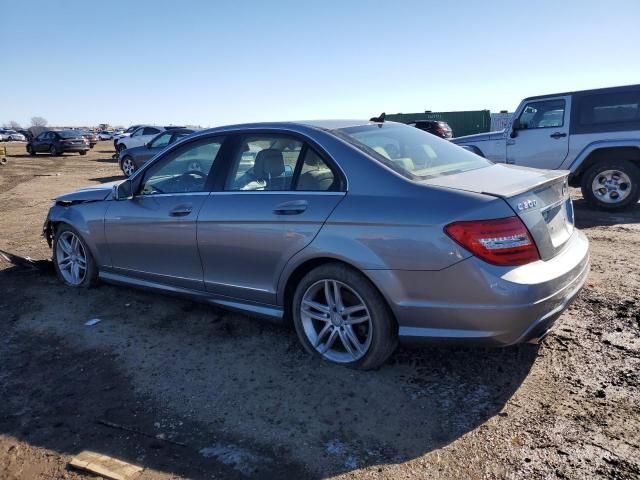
423, 164, 575, 261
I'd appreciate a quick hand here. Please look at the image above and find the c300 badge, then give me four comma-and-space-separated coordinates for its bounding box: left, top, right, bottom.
517, 199, 537, 211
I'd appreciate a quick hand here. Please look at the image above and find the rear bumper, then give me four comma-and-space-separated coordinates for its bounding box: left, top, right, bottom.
365, 230, 590, 346
61, 145, 89, 152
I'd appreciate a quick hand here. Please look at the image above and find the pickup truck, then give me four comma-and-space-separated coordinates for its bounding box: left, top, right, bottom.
452, 84, 640, 210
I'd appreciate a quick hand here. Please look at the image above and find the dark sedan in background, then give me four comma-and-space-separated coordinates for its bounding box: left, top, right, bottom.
119, 128, 196, 177
80, 131, 99, 148
27, 130, 89, 156
408, 120, 453, 139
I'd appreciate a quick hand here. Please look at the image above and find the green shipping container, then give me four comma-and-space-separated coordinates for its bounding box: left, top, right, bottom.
386, 110, 491, 137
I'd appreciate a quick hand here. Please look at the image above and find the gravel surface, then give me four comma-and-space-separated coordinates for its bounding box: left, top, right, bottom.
0, 142, 638, 479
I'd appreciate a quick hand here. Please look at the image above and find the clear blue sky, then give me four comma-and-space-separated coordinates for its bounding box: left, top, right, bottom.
2, 0, 639, 128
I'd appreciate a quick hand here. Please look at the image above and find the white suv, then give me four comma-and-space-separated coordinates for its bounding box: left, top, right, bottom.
115, 126, 167, 152
453, 84, 640, 210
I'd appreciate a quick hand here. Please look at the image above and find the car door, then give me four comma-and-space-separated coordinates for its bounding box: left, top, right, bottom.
104, 135, 227, 291
506, 96, 570, 169
197, 133, 346, 305
33, 133, 46, 151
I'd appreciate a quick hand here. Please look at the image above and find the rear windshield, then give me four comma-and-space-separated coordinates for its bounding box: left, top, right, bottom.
58, 130, 83, 138
336, 123, 490, 180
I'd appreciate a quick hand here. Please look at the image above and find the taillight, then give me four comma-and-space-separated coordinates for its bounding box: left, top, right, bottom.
444, 216, 540, 266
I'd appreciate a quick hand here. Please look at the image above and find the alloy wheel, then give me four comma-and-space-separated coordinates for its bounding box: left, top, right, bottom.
591, 169, 632, 204
55, 231, 87, 285
122, 157, 135, 177
300, 279, 373, 363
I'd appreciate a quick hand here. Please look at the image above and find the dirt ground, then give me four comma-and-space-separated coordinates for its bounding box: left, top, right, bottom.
0, 141, 638, 480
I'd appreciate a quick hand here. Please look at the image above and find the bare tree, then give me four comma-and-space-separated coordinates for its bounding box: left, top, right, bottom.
8, 120, 21, 130
30, 116, 48, 127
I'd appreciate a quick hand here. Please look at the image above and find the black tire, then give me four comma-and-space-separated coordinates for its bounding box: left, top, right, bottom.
27, 144, 35, 156
52, 224, 98, 288
117, 143, 127, 153
79, 151, 87, 156
49, 145, 61, 156
292, 262, 397, 370
581, 159, 640, 210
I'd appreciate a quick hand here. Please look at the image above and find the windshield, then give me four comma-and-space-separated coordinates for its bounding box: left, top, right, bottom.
58, 130, 83, 139
336, 123, 491, 180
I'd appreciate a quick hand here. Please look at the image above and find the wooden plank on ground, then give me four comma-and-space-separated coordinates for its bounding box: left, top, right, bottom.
69, 450, 143, 480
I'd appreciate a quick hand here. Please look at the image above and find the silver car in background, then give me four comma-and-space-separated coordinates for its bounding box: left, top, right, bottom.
43, 120, 589, 369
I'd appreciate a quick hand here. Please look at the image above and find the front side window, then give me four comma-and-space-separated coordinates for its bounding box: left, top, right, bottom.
518, 100, 565, 129
148, 132, 172, 149
139, 137, 224, 195
143, 127, 160, 135
337, 123, 490, 180
227, 135, 301, 191
131, 128, 144, 137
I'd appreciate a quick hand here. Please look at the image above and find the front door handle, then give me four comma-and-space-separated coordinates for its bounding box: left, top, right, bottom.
550, 132, 567, 139
273, 200, 308, 215
169, 205, 193, 217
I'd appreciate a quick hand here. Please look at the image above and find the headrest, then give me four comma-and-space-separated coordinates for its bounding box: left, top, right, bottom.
254, 149, 284, 179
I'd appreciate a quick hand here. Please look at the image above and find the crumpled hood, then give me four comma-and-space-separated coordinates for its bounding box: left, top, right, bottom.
55, 180, 123, 203
452, 130, 505, 144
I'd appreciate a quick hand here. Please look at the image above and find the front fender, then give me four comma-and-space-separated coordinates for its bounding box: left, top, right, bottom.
45, 202, 110, 267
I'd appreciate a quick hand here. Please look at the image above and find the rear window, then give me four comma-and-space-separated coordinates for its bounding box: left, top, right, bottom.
578, 92, 640, 125
58, 130, 82, 138
336, 123, 490, 180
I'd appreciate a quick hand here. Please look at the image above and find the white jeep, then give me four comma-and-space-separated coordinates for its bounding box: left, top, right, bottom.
452, 84, 640, 210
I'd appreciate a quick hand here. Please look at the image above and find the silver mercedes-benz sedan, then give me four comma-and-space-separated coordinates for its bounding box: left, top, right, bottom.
43, 120, 589, 369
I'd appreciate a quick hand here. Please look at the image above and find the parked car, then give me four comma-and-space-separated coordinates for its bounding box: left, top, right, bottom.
119, 128, 197, 177
452, 84, 640, 210
27, 130, 89, 156
0, 129, 27, 141
43, 120, 589, 369
115, 125, 183, 152
98, 131, 115, 140
112, 125, 144, 147
80, 131, 98, 148
408, 120, 453, 139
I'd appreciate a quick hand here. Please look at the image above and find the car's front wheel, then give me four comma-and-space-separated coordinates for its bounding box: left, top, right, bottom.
52, 225, 98, 288
121, 156, 136, 177
292, 263, 397, 370
581, 159, 640, 210
27, 144, 35, 155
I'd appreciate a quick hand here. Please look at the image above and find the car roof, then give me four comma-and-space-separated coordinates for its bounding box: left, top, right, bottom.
523, 83, 640, 101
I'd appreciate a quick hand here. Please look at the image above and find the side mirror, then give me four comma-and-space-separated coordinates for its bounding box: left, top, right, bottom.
510, 118, 521, 138
112, 179, 133, 200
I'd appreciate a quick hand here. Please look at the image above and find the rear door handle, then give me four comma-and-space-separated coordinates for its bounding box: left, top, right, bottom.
550, 132, 567, 139
273, 200, 308, 215
169, 204, 193, 217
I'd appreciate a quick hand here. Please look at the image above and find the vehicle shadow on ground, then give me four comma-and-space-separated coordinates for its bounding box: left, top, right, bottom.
0, 267, 539, 478
573, 198, 640, 228
94, 157, 119, 164
89, 175, 125, 183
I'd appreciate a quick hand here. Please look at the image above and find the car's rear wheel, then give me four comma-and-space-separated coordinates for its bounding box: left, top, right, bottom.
581, 159, 640, 210
292, 263, 397, 370
121, 156, 136, 177
79, 151, 87, 156
52, 225, 98, 288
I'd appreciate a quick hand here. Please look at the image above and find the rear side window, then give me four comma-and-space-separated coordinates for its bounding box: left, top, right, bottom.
227, 135, 302, 191
578, 92, 640, 125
